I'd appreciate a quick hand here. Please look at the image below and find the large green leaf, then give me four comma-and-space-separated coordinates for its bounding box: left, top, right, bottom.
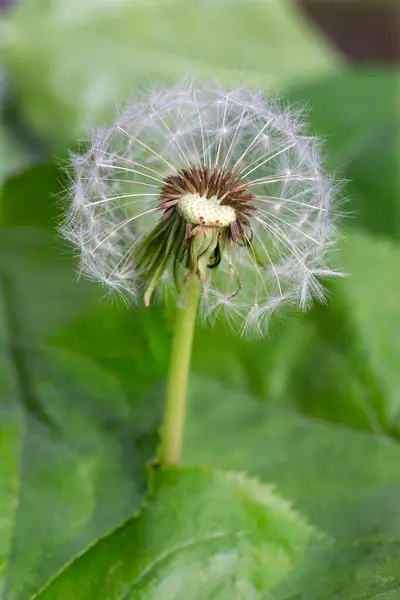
0, 352, 143, 600
339, 231, 400, 429
0, 167, 155, 598
183, 377, 400, 597
274, 230, 399, 439
53, 229, 396, 440
51, 302, 170, 409
193, 304, 388, 435
187, 67, 400, 432
0, 163, 61, 229
0, 0, 338, 144
0, 229, 147, 599
286, 70, 400, 240
189, 231, 389, 437
276, 540, 400, 599
33, 467, 313, 599
0, 291, 21, 597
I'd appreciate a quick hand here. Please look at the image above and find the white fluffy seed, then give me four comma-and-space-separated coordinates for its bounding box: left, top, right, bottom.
61, 78, 342, 336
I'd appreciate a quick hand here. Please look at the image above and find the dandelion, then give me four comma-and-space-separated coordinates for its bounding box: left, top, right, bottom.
62, 79, 341, 465
63, 79, 340, 337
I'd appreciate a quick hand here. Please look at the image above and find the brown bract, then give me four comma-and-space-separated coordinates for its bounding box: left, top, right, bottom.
158, 165, 256, 244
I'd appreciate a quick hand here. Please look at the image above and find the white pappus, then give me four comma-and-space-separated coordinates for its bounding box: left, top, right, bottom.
61, 79, 342, 336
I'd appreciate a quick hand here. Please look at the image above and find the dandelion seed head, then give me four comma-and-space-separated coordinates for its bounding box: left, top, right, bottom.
61, 78, 342, 336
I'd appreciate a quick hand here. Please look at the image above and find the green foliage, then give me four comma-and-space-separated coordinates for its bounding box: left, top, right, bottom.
0, 0, 337, 145
0, 1, 399, 598
285, 70, 400, 240
33, 468, 313, 599
184, 378, 400, 597
0, 227, 145, 598
340, 233, 400, 429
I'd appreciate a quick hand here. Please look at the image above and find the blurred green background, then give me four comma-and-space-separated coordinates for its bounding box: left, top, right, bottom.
0, 1, 399, 598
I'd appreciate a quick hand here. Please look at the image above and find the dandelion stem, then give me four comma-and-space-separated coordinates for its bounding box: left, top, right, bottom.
160, 276, 200, 465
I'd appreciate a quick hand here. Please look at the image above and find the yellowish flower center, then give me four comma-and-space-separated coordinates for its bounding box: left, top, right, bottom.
177, 193, 236, 227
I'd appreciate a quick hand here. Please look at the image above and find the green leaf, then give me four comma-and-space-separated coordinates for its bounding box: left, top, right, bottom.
276, 540, 400, 599
0, 229, 97, 339
52, 302, 170, 406
0, 0, 338, 144
0, 163, 62, 229
339, 231, 400, 429
192, 284, 388, 436
183, 377, 400, 595
58, 279, 387, 442
0, 296, 21, 598
0, 158, 174, 597
286, 69, 400, 239
33, 467, 313, 599
181, 71, 400, 438
0, 352, 143, 600
0, 227, 149, 599
346, 118, 400, 241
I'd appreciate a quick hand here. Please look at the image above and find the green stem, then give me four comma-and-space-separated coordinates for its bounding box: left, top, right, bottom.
160, 276, 200, 466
